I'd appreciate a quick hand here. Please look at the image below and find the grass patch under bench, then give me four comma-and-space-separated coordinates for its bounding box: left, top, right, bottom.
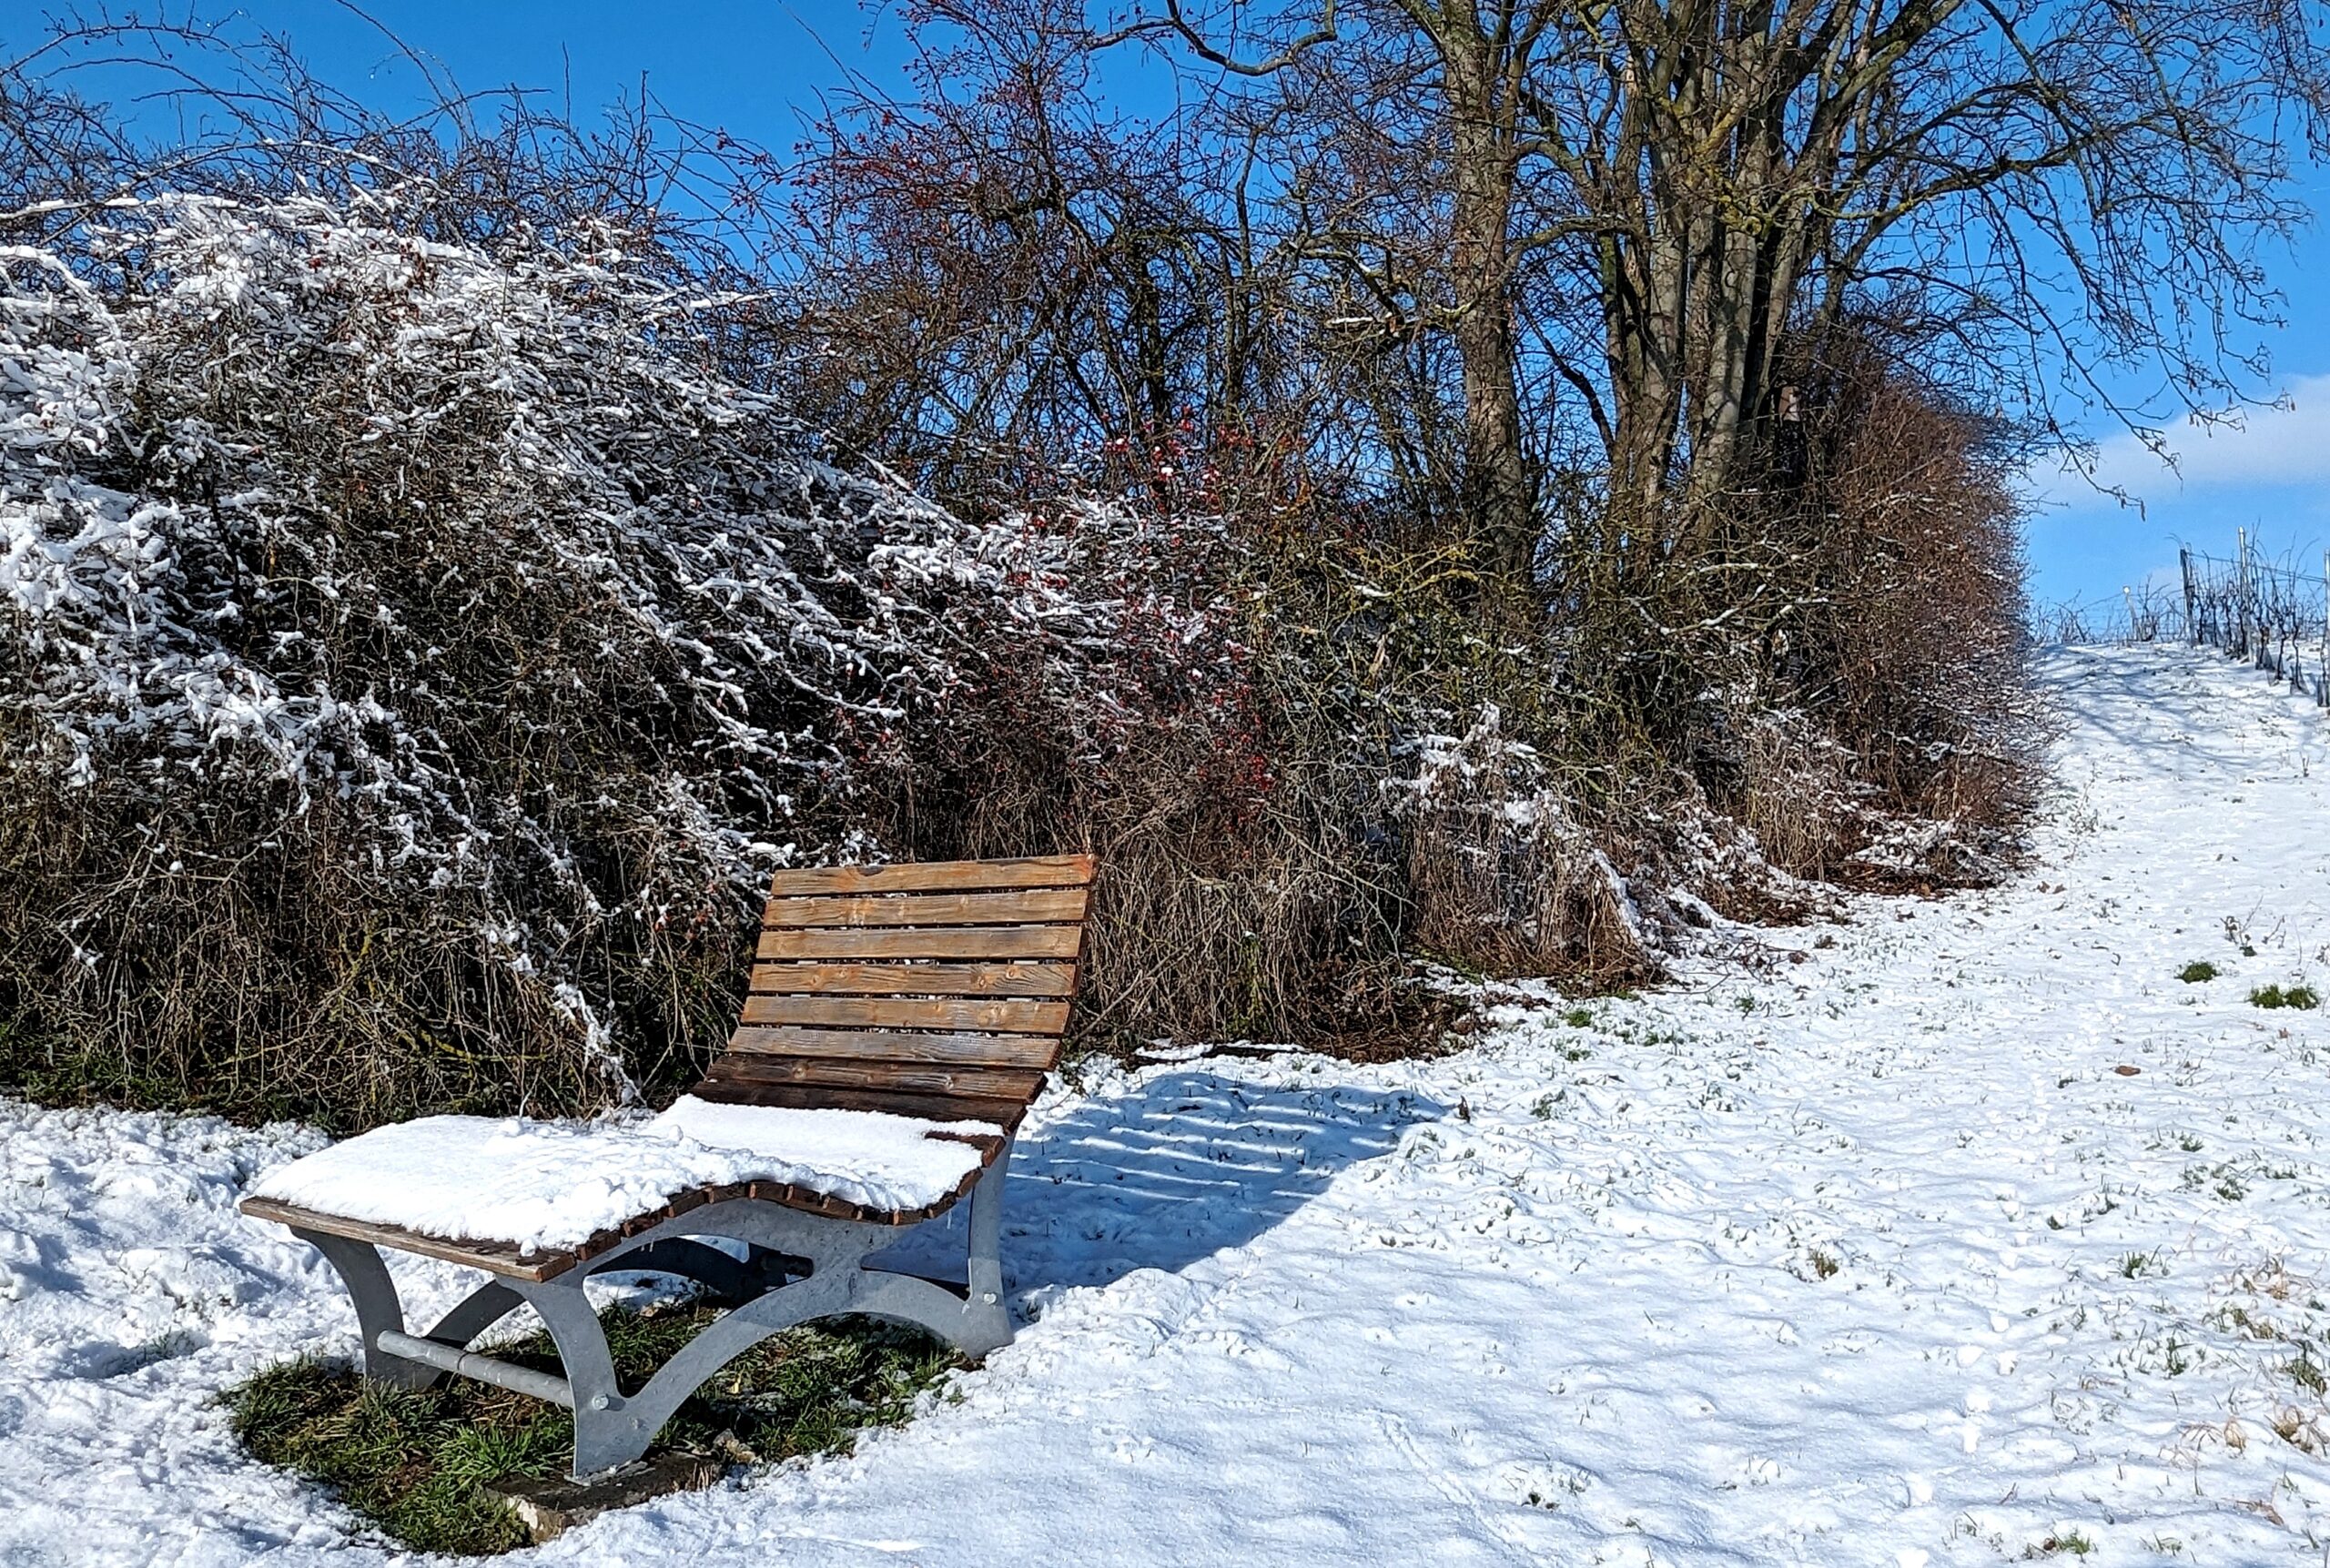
226, 1304, 959, 1554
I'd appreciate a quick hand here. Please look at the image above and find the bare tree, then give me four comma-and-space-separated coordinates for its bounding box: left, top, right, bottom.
1522, 0, 2326, 604
779, 0, 1318, 506
1108, 3, 1578, 593
1114, 0, 2329, 634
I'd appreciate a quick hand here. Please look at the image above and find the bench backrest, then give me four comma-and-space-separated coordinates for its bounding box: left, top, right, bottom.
692, 854, 1099, 1130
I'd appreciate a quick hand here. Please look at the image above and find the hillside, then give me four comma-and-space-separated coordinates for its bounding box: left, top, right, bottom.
3, 642, 2327, 1564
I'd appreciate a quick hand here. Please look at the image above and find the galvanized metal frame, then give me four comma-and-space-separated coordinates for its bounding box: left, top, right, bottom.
293, 1138, 1015, 1479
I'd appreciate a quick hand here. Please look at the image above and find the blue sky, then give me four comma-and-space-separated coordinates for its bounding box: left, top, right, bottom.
13, 0, 2326, 612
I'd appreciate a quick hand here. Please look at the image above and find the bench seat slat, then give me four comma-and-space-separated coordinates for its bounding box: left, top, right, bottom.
691, 1069, 1033, 1130
736, 994, 1071, 1034
239, 1195, 568, 1280
763, 888, 1089, 928
703, 1056, 1046, 1100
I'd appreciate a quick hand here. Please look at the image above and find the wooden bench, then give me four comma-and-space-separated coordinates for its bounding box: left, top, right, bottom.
241, 854, 1096, 1479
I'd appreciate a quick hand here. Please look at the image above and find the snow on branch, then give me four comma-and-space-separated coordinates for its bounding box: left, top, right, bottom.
0, 188, 1239, 1113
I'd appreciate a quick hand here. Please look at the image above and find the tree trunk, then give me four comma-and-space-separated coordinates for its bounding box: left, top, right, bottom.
1444, 43, 1535, 592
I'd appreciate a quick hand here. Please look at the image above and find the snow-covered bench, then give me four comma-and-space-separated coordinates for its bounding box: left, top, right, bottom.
241, 854, 1097, 1479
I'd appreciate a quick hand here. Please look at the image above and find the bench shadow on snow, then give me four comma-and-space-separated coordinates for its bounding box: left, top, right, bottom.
884, 1068, 1444, 1296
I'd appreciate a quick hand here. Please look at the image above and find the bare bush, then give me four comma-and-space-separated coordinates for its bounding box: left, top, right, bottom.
850, 440, 1487, 1052
1798, 344, 2044, 866
1550, 325, 2044, 889
1395, 707, 1657, 985
0, 192, 1245, 1125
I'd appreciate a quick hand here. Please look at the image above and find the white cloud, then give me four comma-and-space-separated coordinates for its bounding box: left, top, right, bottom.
2030, 372, 2330, 512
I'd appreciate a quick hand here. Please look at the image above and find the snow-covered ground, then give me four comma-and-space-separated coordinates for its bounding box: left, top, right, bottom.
4, 642, 2328, 1566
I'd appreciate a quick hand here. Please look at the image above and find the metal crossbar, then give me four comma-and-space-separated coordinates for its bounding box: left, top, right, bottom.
373, 1331, 576, 1406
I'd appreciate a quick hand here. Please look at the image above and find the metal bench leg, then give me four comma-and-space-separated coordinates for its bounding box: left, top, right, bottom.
510, 1277, 629, 1480
956, 1140, 1012, 1359
596, 1238, 795, 1305
501, 1192, 1009, 1478
423, 1280, 526, 1351
293, 1228, 437, 1391
297, 1148, 1019, 1482
847, 1141, 1015, 1358
579, 1229, 877, 1475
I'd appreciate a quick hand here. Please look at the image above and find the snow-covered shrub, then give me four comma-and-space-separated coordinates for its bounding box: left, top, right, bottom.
1545, 317, 2040, 896
1730, 710, 1864, 882
0, 191, 1235, 1126
848, 432, 1438, 1050
1766, 330, 2042, 881
1389, 706, 1656, 985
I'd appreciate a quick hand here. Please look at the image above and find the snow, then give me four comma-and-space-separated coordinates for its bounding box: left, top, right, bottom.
3, 642, 2330, 1564
245, 1098, 999, 1252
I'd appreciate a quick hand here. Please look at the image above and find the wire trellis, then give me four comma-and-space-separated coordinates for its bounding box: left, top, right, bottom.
2180, 536, 2330, 707
2054, 531, 2330, 708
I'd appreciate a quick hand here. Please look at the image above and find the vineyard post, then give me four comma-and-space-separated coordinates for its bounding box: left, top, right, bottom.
2237, 527, 2251, 657
2122, 585, 2135, 641
2181, 548, 2196, 642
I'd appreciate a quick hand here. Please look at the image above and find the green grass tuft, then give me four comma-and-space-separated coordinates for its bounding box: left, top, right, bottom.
2289, 1353, 2328, 1395
226, 1304, 958, 1555
2249, 984, 2322, 1011
2176, 961, 2219, 984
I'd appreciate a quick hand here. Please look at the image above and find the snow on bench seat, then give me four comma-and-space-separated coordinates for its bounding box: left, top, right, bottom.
247, 1096, 1000, 1259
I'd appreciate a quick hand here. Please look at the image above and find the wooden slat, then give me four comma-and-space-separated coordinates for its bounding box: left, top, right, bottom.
248, 1162, 980, 1268
743, 1175, 964, 1228
746, 960, 1078, 998
692, 1071, 1030, 1130
767, 855, 1095, 897
726, 1024, 1059, 1069
763, 888, 1089, 929
705, 1056, 1045, 1101
239, 1196, 573, 1281
704, 855, 1092, 1134
734, 994, 1071, 1035
757, 926, 1084, 962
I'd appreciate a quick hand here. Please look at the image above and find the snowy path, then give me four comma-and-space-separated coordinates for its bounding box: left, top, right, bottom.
5, 643, 2330, 1566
